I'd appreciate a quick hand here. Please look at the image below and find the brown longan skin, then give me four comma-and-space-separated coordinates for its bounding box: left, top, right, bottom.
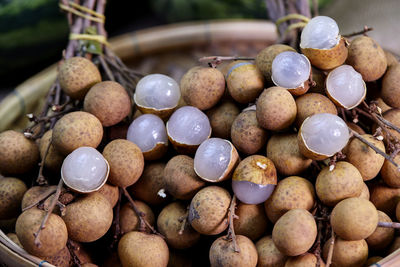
381, 109, 400, 141
59, 57, 101, 100
39, 130, 64, 173
316, 161, 364, 206
118, 231, 169, 267
0, 130, 39, 176
322, 237, 368, 267
385, 50, 399, 68
97, 183, 119, 208
359, 182, 370, 200
256, 87, 297, 131
84, 81, 131, 127
62, 192, 113, 243
231, 110, 268, 155
233, 202, 268, 241
209, 235, 258, 267
346, 36, 387, 82
180, 66, 225, 110
256, 235, 287, 267
285, 253, 325, 267
0, 177, 27, 220
382, 155, 400, 188
345, 134, 385, 181
366, 210, 394, 251
206, 100, 240, 139
164, 155, 205, 200
157, 202, 201, 249
295, 93, 337, 128
266, 133, 312, 176
188, 186, 230, 235
102, 139, 144, 187
272, 209, 317, 256
382, 64, 400, 108
52, 111, 103, 155
370, 183, 400, 217
120, 201, 155, 234
265, 176, 315, 223
44, 246, 71, 267
21, 185, 57, 211
16, 208, 68, 257
331, 197, 378, 241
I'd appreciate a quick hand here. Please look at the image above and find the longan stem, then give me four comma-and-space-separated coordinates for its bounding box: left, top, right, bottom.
326, 231, 335, 267
342, 26, 373, 38
198, 56, 255, 67
21, 188, 57, 212
225, 195, 240, 253
67, 239, 82, 267
378, 221, 400, 229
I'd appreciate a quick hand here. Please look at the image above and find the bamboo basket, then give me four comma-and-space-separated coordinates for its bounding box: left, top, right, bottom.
0, 19, 277, 267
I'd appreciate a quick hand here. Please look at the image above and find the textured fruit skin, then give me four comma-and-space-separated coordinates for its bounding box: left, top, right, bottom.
206, 100, 239, 139
59, 57, 101, 100
180, 66, 225, 110
381, 109, 400, 142
272, 209, 317, 256
52, 111, 103, 155
301, 37, 347, 70
330, 197, 378, 241
233, 203, 268, 241
316, 161, 364, 206
267, 133, 312, 176
322, 237, 368, 267
265, 176, 315, 223
157, 202, 200, 249
382, 154, 400, 188
188, 186, 230, 235
285, 253, 325, 267
0, 177, 27, 219
209, 235, 258, 267
370, 183, 400, 217
295, 93, 337, 128
39, 130, 64, 173
21, 185, 57, 211
44, 246, 71, 267
97, 183, 119, 207
297, 128, 329, 161
16, 208, 68, 257
84, 81, 131, 127
256, 235, 287, 267
102, 139, 144, 187
359, 183, 370, 200
0, 130, 39, 175
256, 87, 297, 131
118, 231, 169, 267
382, 64, 400, 108
120, 201, 154, 234
232, 155, 277, 186
346, 36, 387, 81
366, 210, 394, 251
62, 192, 113, 243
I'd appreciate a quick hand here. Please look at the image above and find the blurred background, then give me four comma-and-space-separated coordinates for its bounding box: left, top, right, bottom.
0, 0, 399, 100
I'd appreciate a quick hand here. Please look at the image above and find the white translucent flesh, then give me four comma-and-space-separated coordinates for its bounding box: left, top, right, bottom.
326, 65, 365, 109
194, 138, 231, 181
127, 114, 168, 152
61, 147, 108, 191
134, 74, 181, 109
232, 180, 275, 205
271, 51, 311, 89
300, 16, 340, 49
167, 106, 211, 145
301, 113, 349, 156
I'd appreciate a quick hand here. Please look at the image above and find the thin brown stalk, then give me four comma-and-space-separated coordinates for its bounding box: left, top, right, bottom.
326, 231, 335, 267
22, 188, 57, 212
199, 56, 255, 66
225, 195, 240, 253
342, 26, 373, 38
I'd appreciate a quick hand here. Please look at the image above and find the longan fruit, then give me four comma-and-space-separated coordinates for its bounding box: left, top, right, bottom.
256, 235, 287, 267
0, 177, 27, 219
370, 183, 400, 217
120, 201, 155, 234
233, 202, 268, 241
285, 253, 325, 267
97, 183, 119, 207
358, 182, 370, 200
385, 50, 399, 68
44, 246, 71, 267
295, 93, 337, 128
366, 210, 394, 251
39, 130, 64, 173
206, 100, 240, 139
322, 237, 368, 267
382, 64, 400, 108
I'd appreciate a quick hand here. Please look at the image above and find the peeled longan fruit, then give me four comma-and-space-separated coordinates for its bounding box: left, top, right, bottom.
256, 87, 296, 131
370, 183, 400, 217
16, 208, 68, 257
322, 237, 368, 267
265, 176, 315, 223
381, 64, 400, 108
59, 56, 101, 100
346, 36, 387, 81
164, 155, 205, 200
316, 161, 364, 206
233, 203, 268, 241
180, 66, 225, 110
129, 162, 167, 206
345, 134, 385, 181
231, 110, 267, 155
157, 202, 200, 249
97, 183, 119, 207
295, 93, 337, 128
39, 130, 64, 173
84, 81, 131, 127
256, 235, 287, 267
52, 111, 103, 155
366, 210, 394, 251
0, 130, 39, 175
331, 197, 378, 241
255, 44, 296, 84
272, 209, 317, 256
188, 186, 230, 235
120, 201, 154, 234
209, 235, 258, 267
44, 246, 71, 267
206, 100, 239, 139
102, 139, 144, 187
62, 192, 113, 243
118, 231, 169, 267
266, 133, 312, 176
226, 60, 264, 104
0, 177, 27, 219
285, 253, 325, 267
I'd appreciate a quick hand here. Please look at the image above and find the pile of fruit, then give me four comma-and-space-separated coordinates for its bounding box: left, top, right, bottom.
1, 14, 400, 267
